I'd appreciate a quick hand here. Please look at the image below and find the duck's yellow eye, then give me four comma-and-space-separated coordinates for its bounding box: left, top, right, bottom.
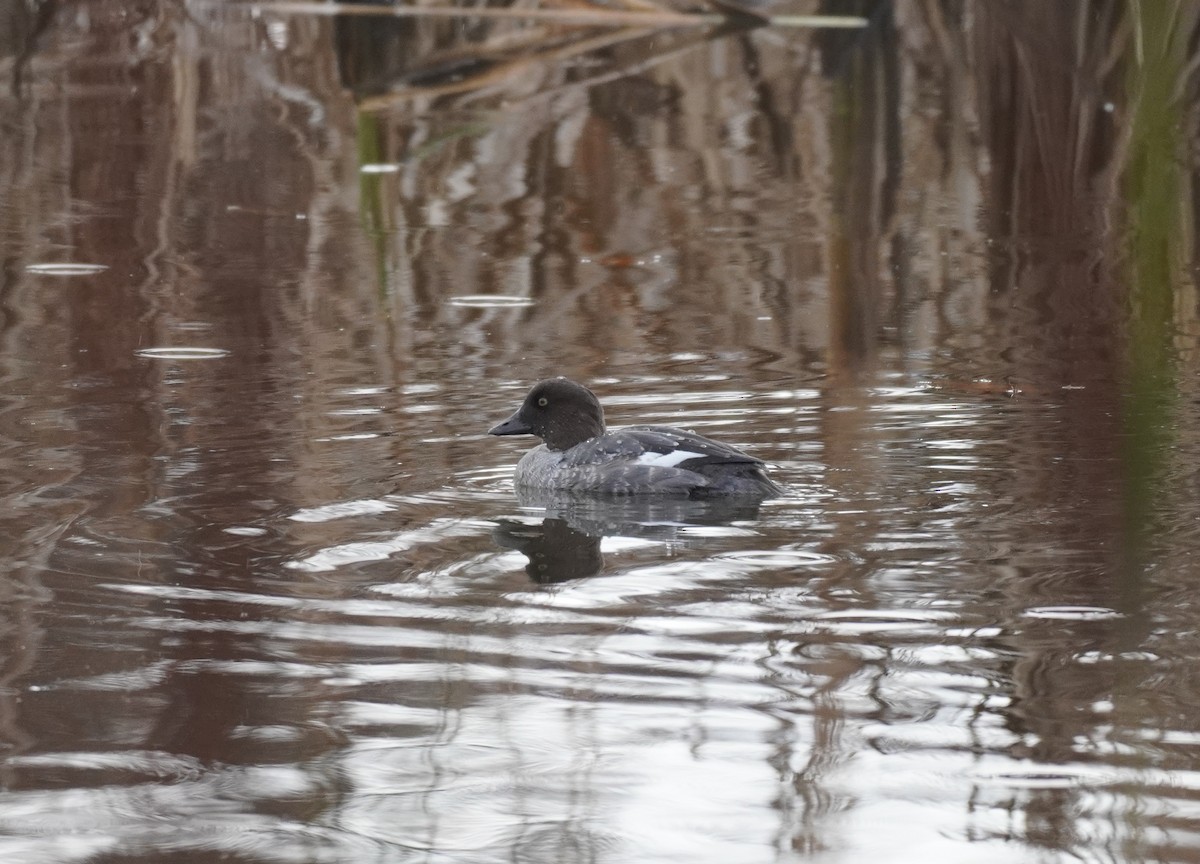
537, 397, 548, 407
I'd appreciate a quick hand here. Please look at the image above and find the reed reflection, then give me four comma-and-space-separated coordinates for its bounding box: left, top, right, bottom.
4, 0, 1200, 861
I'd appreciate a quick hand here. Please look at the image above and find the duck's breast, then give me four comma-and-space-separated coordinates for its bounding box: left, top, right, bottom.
513, 445, 566, 488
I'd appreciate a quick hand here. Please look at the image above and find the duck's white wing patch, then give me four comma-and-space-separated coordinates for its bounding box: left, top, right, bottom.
635, 449, 704, 469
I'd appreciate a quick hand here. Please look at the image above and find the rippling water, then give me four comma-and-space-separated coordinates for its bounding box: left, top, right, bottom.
9, 365, 1193, 863
4, 1, 1200, 862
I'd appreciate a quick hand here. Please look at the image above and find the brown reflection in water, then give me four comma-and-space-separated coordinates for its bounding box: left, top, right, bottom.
800, 1, 1196, 857
0, 2, 353, 783
1, 0, 1200, 860
0, 1, 171, 771
974, 13, 1130, 567
822, 1, 896, 377
976, 1, 1126, 386
0, 0, 54, 94
972, 4, 1190, 856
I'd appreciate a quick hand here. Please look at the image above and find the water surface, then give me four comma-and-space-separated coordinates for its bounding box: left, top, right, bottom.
2, 2, 1200, 862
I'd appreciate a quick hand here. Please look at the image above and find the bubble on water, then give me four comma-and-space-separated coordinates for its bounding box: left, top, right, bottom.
25, 262, 109, 276
1022, 606, 1123, 621
448, 295, 535, 308
135, 347, 230, 360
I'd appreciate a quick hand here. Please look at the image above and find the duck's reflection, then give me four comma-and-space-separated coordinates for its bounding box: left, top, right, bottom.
493, 490, 766, 584
494, 517, 605, 583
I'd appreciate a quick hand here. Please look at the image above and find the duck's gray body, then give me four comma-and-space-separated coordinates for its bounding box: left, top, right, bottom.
490, 380, 779, 498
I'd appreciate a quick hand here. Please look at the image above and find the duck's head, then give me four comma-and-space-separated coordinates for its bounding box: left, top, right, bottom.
488, 378, 606, 451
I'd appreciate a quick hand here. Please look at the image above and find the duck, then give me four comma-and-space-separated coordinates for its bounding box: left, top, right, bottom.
488, 378, 780, 497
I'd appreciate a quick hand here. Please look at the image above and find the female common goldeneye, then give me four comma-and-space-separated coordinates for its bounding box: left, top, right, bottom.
488, 378, 780, 497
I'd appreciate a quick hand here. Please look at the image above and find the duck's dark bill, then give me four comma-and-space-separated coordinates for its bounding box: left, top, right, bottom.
489, 412, 532, 436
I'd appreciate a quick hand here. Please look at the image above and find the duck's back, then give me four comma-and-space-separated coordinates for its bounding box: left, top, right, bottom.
515, 425, 779, 497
